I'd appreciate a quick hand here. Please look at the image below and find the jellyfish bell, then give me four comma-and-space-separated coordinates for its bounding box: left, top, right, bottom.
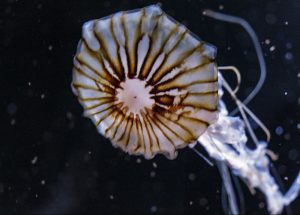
72, 4, 300, 214
72, 4, 219, 159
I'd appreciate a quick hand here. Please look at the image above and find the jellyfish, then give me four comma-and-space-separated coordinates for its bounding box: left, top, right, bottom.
71, 4, 300, 214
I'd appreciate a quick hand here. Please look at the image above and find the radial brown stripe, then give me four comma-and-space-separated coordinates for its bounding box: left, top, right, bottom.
91, 103, 116, 117
92, 23, 124, 81
74, 44, 110, 83
151, 63, 216, 94
154, 110, 195, 139
110, 112, 126, 139
72, 83, 100, 91
154, 95, 175, 106
153, 104, 209, 128
145, 109, 176, 150
77, 40, 120, 87
134, 115, 145, 153
75, 55, 115, 86
120, 13, 131, 79
141, 111, 157, 153
151, 113, 188, 143
146, 29, 188, 86
180, 92, 218, 111
144, 114, 161, 152
130, 9, 144, 78
84, 98, 115, 111
140, 112, 153, 156
137, 13, 164, 80
94, 82, 116, 95
116, 113, 130, 141
143, 111, 161, 152
95, 108, 118, 127
124, 113, 134, 148
188, 91, 218, 96
73, 5, 219, 159
78, 96, 115, 102
104, 110, 122, 136
178, 113, 210, 127
139, 22, 179, 81
109, 17, 126, 81
74, 67, 115, 94
150, 44, 205, 86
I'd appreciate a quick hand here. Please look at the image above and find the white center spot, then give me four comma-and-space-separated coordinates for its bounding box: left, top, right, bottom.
116, 79, 154, 115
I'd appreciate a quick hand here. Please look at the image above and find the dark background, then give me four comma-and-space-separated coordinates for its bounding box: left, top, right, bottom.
1, 0, 300, 214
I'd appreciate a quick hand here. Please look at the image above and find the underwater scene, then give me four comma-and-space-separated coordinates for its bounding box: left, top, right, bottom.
2, 0, 300, 214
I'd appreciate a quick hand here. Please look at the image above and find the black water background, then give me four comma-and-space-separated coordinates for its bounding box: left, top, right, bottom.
1, 0, 300, 214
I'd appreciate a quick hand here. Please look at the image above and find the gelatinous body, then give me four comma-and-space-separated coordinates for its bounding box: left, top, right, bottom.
72, 5, 218, 159
72, 4, 300, 214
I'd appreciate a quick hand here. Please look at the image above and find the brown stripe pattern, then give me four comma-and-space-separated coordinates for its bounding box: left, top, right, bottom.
72, 5, 219, 159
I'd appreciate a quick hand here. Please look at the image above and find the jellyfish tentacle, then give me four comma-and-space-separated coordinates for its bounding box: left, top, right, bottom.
219, 73, 265, 146
238, 100, 271, 142
219, 72, 270, 145
218, 66, 241, 94
197, 71, 300, 213
203, 10, 267, 115
232, 173, 245, 215
190, 145, 214, 167
217, 161, 239, 215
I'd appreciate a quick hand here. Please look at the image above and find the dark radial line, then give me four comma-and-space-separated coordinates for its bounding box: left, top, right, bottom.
151, 44, 205, 85
146, 29, 188, 86
138, 13, 163, 80
79, 39, 120, 87
73, 81, 114, 96
154, 58, 212, 88
131, 9, 144, 78
153, 95, 176, 106
141, 24, 179, 80
124, 113, 134, 148
180, 103, 218, 113
151, 69, 217, 94
84, 99, 114, 111
74, 47, 109, 83
110, 17, 125, 81
94, 82, 116, 95
183, 79, 218, 86
153, 104, 210, 126
92, 21, 123, 81
72, 83, 101, 91
111, 112, 126, 139
180, 92, 218, 111
91, 103, 116, 117
151, 113, 187, 143
133, 115, 144, 152
74, 67, 115, 94
140, 112, 153, 155
138, 115, 146, 154
117, 113, 130, 141
137, 35, 152, 80
95, 107, 117, 126
153, 109, 195, 138
75, 54, 116, 86
177, 111, 211, 126
188, 91, 218, 96
78, 96, 115, 102
145, 109, 176, 150
153, 43, 206, 84
143, 112, 161, 151
152, 81, 217, 96
104, 110, 122, 136
120, 13, 131, 79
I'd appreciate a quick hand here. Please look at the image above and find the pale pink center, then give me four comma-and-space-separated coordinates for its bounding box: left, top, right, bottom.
115, 79, 155, 115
